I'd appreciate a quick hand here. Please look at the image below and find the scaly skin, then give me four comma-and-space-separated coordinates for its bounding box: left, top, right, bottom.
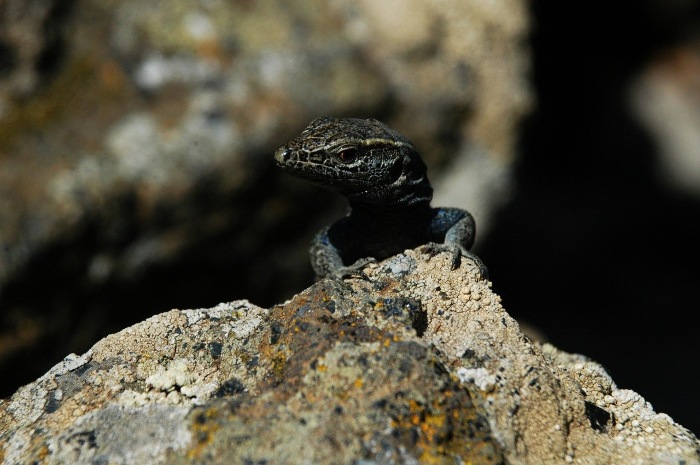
275, 117, 487, 280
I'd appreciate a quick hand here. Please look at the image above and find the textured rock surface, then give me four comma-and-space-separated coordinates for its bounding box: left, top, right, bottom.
0, 0, 531, 394
1, 250, 697, 465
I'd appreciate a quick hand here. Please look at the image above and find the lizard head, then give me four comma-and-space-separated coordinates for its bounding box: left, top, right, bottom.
275, 117, 432, 206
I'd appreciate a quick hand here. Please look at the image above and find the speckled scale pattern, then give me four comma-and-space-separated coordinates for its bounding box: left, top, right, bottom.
291, 117, 414, 152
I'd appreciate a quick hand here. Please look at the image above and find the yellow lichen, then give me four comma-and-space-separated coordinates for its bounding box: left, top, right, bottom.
186, 406, 221, 459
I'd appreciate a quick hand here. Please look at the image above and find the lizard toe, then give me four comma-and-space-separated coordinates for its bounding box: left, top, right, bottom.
422, 243, 489, 280
331, 257, 377, 280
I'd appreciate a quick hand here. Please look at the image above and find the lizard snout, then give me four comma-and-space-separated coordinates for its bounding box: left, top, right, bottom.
274, 146, 292, 164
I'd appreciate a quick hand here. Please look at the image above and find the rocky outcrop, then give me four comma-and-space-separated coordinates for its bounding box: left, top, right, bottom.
1, 249, 697, 464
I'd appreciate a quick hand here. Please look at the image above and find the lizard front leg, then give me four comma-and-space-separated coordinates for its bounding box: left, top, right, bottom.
310, 224, 376, 280
425, 207, 489, 279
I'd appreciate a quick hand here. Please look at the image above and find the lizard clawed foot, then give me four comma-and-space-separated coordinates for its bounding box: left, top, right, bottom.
422, 243, 489, 280
329, 257, 378, 280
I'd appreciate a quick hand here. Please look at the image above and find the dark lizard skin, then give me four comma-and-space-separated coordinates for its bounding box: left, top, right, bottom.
275, 117, 488, 280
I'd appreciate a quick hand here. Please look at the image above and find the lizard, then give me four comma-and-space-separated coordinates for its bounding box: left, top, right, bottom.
274, 117, 488, 280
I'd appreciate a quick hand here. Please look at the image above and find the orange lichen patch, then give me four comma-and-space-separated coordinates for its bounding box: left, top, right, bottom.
99, 60, 128, 94
301, 390, 321, 404
187, 406, 222, 459
353, 377, 364, 389
270, 351, 288, 381
195, 39, 227, 64
384, 387, 499, 464
35, 445, 50, 462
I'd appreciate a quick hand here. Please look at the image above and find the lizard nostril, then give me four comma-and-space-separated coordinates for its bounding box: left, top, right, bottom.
274, 147, 291, 163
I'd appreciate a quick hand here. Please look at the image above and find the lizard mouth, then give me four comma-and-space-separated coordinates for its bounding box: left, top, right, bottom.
275, 146, 362, 179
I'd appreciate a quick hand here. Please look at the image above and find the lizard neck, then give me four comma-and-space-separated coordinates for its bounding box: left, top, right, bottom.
346, 198, 433, 241
349, 197, 431, 216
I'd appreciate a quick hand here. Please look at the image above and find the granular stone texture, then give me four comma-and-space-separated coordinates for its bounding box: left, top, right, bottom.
1, 249, 698, 464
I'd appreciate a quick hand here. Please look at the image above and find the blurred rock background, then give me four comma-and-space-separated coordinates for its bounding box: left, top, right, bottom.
0, 0, 530, 404
1, 0, 699, 435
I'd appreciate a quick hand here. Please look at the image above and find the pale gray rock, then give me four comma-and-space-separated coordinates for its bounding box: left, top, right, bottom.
630, 43, 700, 198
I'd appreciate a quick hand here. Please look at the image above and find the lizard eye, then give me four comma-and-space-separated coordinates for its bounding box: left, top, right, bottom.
336, 148, 358, 163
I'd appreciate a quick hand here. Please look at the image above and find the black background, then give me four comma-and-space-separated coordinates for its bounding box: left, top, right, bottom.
481, 1, 700, 434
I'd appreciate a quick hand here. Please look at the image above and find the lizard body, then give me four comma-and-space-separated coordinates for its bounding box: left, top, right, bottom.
275, 117, 487, 280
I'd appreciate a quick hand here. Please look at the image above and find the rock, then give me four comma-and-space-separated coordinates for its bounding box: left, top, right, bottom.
0, 0, 532, 394
630, 41, 700, 198
0, 0, 65, 107
1, 249, 697, 464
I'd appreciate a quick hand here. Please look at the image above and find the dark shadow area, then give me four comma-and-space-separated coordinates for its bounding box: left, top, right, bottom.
480, 1, 700, 434
36, 0, 75, 77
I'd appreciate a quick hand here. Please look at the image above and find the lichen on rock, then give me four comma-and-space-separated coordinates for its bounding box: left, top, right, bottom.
1, 249, 698, 464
